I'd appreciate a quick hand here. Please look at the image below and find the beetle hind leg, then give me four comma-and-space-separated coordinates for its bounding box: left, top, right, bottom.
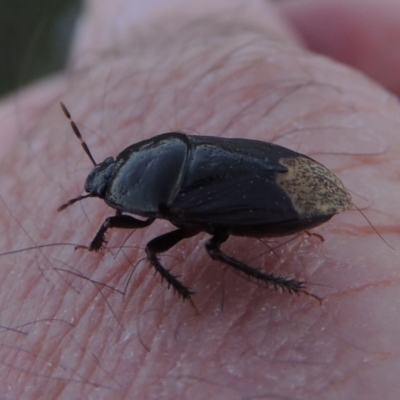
206, 232, 305, 295
146, 229, 199, 300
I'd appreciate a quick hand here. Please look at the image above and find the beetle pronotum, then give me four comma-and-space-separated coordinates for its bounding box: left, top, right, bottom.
58, 102, 352, 300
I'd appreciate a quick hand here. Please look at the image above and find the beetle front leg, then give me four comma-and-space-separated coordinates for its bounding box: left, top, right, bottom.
206, 232, 305, 295
146, 228, 199, 300
90, 214, 155, 251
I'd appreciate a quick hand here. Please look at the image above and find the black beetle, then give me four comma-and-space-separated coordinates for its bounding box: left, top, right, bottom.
58, 102, 352, 300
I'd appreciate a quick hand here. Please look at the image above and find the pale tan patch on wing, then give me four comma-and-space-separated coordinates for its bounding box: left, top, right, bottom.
276, 157, 352, 217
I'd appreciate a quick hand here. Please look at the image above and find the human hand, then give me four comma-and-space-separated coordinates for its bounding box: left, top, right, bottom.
1, 1, 400, 399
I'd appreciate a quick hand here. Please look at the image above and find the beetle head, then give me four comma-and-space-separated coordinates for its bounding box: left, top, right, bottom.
84, 157, 115, 198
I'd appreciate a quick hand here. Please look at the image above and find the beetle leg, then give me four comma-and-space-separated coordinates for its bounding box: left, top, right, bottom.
90, 215, 155, 251
146, 229, 199, 300
206, 232, 305, 295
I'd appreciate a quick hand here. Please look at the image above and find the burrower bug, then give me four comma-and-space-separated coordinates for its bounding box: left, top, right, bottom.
58, 102, 352, 300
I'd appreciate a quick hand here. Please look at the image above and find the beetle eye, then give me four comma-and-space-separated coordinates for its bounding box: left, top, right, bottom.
95, 181, 108, 197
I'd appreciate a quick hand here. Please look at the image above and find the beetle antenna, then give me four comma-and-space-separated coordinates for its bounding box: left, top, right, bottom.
60, 102, 97, 167
57, 194, 93, 212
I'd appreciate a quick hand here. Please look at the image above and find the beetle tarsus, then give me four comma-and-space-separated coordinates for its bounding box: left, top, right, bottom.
206, 232, 306, 295
145, 228, 199, 300
89, 215, 155, 251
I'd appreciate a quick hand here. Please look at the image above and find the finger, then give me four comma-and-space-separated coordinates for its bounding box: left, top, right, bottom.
279, 0, 400, 95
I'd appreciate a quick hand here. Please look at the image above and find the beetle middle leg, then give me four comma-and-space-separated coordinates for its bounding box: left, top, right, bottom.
146, 228, 199, 300
206, 232, 305, 294
90, 214, 155, 251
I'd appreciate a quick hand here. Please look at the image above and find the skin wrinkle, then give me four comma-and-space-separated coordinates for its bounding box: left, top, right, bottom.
1, 2, 400, 400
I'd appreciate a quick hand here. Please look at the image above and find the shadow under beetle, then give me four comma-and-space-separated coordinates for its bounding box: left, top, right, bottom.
58, 102, 352, 300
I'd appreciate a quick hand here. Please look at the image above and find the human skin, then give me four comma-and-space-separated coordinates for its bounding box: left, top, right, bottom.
1, 0, 400, 399
280, 0, 400, 96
